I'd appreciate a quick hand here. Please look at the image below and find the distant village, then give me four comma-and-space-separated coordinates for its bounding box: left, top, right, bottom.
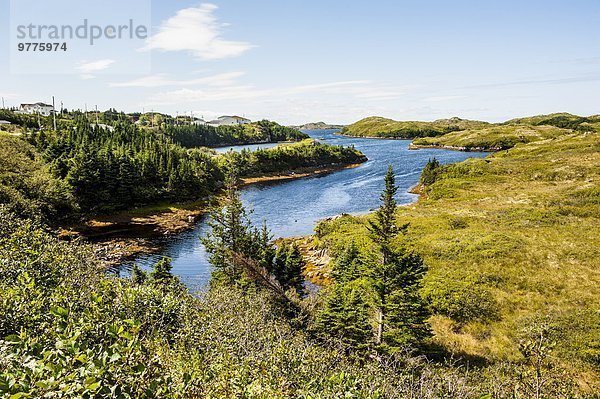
6, 101, 253, 128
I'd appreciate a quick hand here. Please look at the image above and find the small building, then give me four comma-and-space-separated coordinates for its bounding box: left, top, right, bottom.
0, 120, 11, 125
192, 118, 206, 126
208, 115, 251, 127
18, 102, 54, 116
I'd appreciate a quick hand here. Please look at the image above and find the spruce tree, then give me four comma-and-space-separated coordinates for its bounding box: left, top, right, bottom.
332, 241, 363, 284
202, 172, 261, 282
131, 264, 147, 285
315, 284, 372, 350
368, 165, 430, 351
273, 243, 306, 296
150, 257, 173, 282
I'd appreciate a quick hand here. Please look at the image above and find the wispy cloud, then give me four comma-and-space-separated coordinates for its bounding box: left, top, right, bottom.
77, 59, 115, 74
110, 72, 246, 88
76, 59, 116, 79
141, 79, 408, 106
142, 4, 254, 60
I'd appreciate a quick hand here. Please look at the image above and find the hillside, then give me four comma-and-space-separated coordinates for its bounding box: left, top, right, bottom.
289, 122, 346, 130
163, 120, 309, 148
503, 112, 600, 130
340, 116, 490, 139
314, 131, 600, 388
410, 124, 572, 151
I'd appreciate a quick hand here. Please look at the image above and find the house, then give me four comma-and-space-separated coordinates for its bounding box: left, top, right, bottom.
18, 102, 54, 116
0, 120, 11, 125
208, 115, 251, 127
192, 118, 207, 126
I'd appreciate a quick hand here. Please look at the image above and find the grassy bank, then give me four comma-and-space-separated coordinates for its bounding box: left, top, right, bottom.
410, 124, 572, 151
313, 131, 600, 388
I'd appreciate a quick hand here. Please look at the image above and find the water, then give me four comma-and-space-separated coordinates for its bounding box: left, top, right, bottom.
127, 129, 488, 290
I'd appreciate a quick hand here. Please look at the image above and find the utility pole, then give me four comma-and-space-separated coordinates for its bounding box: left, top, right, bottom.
95, 105, 99, 125
85, 103, 88, 121
1, 97, 4, 109
52, 96, 57, 131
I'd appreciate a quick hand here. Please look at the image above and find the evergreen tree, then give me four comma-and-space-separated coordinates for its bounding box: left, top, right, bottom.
273, 243, 306, 296
420, 158, 441, 186
202, 174, 261, 282
315, 283, 373, 350
150, 257, 173, 282
131, 264, 147, 285
332, 241, 363, 284
368, 165, 430, 351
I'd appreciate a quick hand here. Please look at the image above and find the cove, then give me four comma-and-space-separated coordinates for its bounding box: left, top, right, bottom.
122, 129, 488, 290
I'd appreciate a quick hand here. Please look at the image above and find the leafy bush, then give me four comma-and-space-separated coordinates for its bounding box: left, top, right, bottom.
421, 276, 499, 324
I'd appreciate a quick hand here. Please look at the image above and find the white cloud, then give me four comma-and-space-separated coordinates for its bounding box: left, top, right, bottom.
110, 72, 246, 88
76, 59, 116, 74
143, 4, 254, 60
141, 77, 408, 106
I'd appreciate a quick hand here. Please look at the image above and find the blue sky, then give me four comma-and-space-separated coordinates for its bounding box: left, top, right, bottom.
1, 0, 600, 124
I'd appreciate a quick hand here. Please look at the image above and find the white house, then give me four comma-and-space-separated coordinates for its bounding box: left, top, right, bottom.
18, 102, 54, 117
192, 118, 207, 126
0, 120, 11, 125
208, 115, 251, 127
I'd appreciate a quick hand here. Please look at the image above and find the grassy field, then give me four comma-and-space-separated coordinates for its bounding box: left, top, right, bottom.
411, 124, 572, 150
340, 116, 489, 138
313, 131, 600, 389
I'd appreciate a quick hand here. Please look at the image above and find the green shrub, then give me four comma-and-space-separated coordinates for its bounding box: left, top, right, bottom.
422, 277, 499, 323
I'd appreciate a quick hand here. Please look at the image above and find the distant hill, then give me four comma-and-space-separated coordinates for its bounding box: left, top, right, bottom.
341, 116, 490, 139
503, 112, 599, 130
411, 124, 573, 151
290, 122, 346, 130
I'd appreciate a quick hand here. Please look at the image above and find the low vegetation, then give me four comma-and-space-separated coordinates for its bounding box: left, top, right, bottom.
341, 116, 489, 139
218, 139, 367, 177
344, 113, 599, 152
314, 131, 600, 392
163, 120, 308, 148
411, 124, 572, 150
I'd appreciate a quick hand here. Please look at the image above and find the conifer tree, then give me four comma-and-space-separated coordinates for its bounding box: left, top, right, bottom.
332, 241, 363, 284
131, 264, 147, 285
273, 243, 305, 296
202, 172, 260, 281
368, 165, 430, 351
150, 257, 173, 282
315, 284, 372, 350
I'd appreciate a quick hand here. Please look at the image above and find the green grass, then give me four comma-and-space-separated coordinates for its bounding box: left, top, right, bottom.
411, 124, 572, 150
314, 132, 600, 386
341, 116, 489, 139
503, 112, 600, 130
